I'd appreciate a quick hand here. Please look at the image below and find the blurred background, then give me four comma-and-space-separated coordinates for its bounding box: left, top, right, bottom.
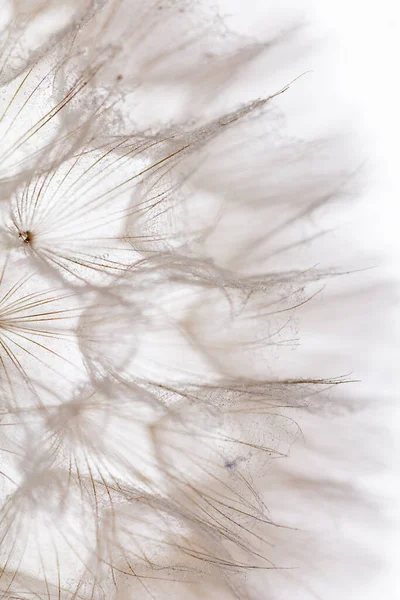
218, 1, 399, 597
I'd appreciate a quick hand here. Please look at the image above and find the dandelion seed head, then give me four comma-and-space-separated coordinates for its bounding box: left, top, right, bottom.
0, 2, 382, 599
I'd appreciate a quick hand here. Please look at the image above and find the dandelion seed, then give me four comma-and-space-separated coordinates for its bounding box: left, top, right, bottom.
0, 2, 378, 599
0, 259, 86, 408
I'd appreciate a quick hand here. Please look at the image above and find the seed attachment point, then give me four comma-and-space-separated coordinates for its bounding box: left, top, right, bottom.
18, 230, 33, 245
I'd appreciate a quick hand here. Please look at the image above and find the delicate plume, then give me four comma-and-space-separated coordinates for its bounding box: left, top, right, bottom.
0, 2, 388, 600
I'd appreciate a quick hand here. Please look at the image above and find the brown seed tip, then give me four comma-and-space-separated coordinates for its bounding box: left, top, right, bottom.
18, 230, 33, 244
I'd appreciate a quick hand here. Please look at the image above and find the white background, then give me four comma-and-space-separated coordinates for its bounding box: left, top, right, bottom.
221, 1, 400, 597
